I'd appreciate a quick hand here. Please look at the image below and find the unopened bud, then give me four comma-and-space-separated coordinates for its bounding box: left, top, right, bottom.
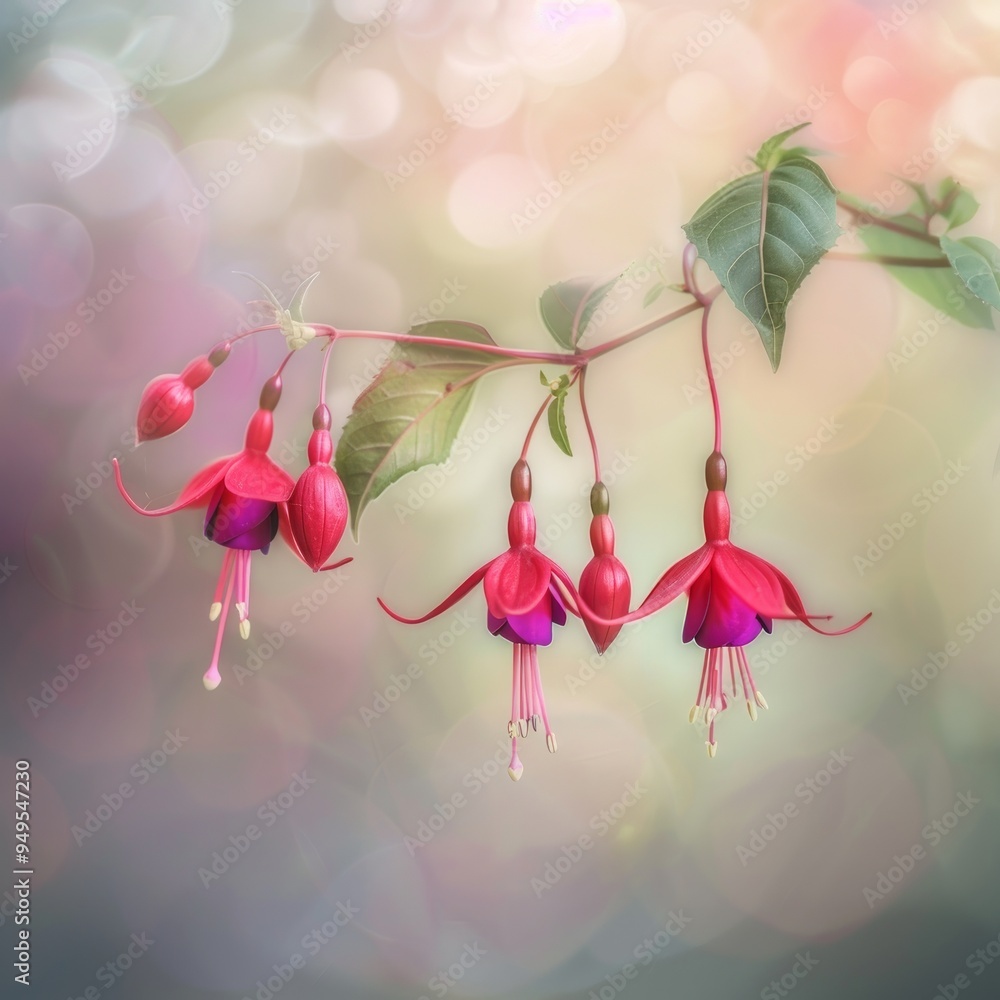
510, 459, 531, 502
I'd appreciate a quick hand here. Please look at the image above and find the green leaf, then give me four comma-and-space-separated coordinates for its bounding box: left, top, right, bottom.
939, 235, 1000, 310
900, 179, 932, 217
539, 276, 618, 350
334, 320, 499, 538
752, 123, 810, 170
642, 282, 665, 308
288, 271, 320, 323
683, 150, 841, 370
858, 217, 993, 328
937, 179, 979, 231
546, 394, 572, 456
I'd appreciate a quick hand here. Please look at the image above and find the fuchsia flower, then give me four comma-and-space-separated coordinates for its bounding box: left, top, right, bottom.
577, 484, 631, 655
378, 460, 585, 780
606, 452, 871, 756
114, 375, 295, 690
134, 344, 230, 443
280, 403, 351, 572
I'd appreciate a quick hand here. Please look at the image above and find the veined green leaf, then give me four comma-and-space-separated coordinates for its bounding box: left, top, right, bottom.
684, 145, 841, 370
939, 235, 1000, 311
540, 276, 619, 350
546, 394, 572, 456
335, 321, 499, 537
858, 217, 993, 328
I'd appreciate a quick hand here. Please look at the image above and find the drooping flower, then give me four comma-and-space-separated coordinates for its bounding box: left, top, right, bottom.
378, 460, 585, 780
135, 344, 230, 443
279, 403, 351, 573
577, 483, 631, 654
601, 451, 871, 756
114, 374, 295, 690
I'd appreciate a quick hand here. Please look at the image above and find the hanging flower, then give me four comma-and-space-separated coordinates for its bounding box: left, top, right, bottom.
600, 452, 870, 756
114, 375, 294, 690
577, 483, 632, 654
135, 344, 230, 443
280, 403, 351, 572
378, 460, 585, 780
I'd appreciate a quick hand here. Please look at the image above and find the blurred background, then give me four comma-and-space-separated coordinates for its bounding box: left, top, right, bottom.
2, 0, 1000, 997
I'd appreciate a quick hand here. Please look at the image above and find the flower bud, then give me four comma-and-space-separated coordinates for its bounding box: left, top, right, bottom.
579, 514, 631, 654
134, 348, 229, 443
284, 405, 349, 571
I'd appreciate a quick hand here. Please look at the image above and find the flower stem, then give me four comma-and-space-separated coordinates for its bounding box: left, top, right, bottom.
315, 326, 580, 366
825, 251, 950, 267
318, 339, 334, 405
836, 198, 940, 246
579, 300, 703, 360
701, 298, 722, 454
578, 366, 601, 483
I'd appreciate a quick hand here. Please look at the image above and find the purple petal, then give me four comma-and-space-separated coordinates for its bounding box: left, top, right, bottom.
206, 487, 276, 546
549, 584, 567, 627
693, 568, 765, 649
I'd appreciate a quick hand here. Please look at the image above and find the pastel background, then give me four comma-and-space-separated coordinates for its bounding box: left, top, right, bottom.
2, 0, 1000, 997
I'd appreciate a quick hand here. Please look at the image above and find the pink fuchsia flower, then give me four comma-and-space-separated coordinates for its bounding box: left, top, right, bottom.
279, 404, 351, 573
606, 452, 870, 757
113, 375, 294, 690
378, 460, 583, 781
577, 483, 631, 655
135, 344, 230, 443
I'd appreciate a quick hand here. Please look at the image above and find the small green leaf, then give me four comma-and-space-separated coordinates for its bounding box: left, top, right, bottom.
900, 179, 933, 217
546, 394, 572, 456
539, 276, 619, 350
684, 139, 841, 370
752, 123, 810, 170
937, 179, 979, 231
642, 282, 665, 308
858, 217, 993, 328
335, 320, 499, 537
939, 235, 1000, 311
288, 271, 320, 323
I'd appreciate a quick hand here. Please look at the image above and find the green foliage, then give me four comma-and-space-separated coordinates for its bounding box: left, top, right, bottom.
684, 126, 841, 370
335, 321, 499, 537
